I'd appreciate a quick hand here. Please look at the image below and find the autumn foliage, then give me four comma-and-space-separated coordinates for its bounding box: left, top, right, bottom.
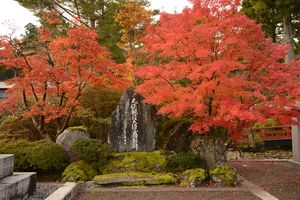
0, 24, 128, 140
136, 0, 300, 141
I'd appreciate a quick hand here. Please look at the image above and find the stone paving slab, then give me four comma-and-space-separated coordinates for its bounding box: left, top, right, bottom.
0, 172, 36, 200
230, 160, 300, 200
0, 154, 14, 179
45, 182, 79, 200
76, 187, 260, 200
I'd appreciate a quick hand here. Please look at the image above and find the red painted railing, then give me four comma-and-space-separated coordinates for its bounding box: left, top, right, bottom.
241, 125, 291, 143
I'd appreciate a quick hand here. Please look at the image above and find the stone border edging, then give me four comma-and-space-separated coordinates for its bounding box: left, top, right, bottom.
289, 159, 300, 165
230, 159, 290, 162
231, 159, 300, 165
45, 182, 79, 200
85, 186, 248, 192
237, 175, 279, 200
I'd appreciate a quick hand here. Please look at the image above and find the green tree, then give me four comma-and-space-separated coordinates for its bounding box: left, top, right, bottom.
0, 66, 14, 81
15, 0, 153, 63
242, 0, 300, 62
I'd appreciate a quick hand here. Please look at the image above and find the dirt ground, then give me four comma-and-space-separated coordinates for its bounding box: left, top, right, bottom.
76, 188, 260, 200
75, 160, 300, 200
230, 160, 300, 200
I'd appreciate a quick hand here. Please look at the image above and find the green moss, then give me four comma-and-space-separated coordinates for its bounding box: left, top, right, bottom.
67, 126, 87, 132
152, 173, 178, 184
102, 151, 167, 174
62, 160, 97, 182
180, 168, 207, 187
209, 165, 237, 186
93, 172, 177, 186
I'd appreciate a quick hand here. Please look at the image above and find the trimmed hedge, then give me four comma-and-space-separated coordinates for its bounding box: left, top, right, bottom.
62, 160, 97, 182
71, 138, 110, 164
0, 139, 68, 172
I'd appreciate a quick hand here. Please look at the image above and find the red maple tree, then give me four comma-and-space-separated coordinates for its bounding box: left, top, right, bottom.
0, 24, 128, 140
136, 0, 300, 142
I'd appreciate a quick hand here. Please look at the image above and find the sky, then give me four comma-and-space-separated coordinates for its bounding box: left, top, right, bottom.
0, 0, 191, 37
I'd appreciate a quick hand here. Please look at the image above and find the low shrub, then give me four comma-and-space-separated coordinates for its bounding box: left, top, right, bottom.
0, 115, 39, 140
71, 138, 110, 165
69, 116, 111, 141
166, 152, 205, 173
158, 117, 193, 152
0, 139, 68, 172
209, 164, 237, 186
62, 160, 97, 182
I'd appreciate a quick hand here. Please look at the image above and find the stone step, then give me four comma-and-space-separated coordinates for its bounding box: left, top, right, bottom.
0, 172, 36, 200
0, 154, 14, 179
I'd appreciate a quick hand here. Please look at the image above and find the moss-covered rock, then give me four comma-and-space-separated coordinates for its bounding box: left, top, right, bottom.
62, 160, 97, 182
209, 164, 237, 186
93, 172, 178, 186
102, 151, 167, 174
180, 168, 207, 187
67, 126, 88, 132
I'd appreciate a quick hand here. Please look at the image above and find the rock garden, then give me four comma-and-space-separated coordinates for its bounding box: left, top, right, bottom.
0, 0, 300, 199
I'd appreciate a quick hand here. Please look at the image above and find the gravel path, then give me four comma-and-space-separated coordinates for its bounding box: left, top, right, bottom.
24, 183, 61, 200
227, 150, 292, 160
76, 188, 260, 200
230, 160, 300, 200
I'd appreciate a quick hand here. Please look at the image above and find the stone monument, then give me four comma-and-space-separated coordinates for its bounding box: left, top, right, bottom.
109, 88, 157, 152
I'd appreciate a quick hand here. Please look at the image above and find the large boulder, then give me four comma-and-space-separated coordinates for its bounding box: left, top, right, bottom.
56, 126, 89, 161
93, 172, 178, 187
190, 134, 227, 168
108, 88, 157, 152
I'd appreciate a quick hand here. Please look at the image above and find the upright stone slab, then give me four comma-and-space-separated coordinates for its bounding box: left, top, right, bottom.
292, 103, 300, 162
292, 117, 300, 162
109, 88, 157, 152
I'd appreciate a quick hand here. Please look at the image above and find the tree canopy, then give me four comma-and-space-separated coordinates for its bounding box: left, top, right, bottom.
15, 0, 155, 63
242, 0, 300, 61
0, 20, 129, 140
136, 0, 300, 141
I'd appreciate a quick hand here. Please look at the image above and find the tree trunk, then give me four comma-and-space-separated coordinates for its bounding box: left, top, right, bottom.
190, 134, 227, 168
41, 132, 52, 141
30, 116, 52, 141
90, 19, 96, 29
283, 16, 295, 63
